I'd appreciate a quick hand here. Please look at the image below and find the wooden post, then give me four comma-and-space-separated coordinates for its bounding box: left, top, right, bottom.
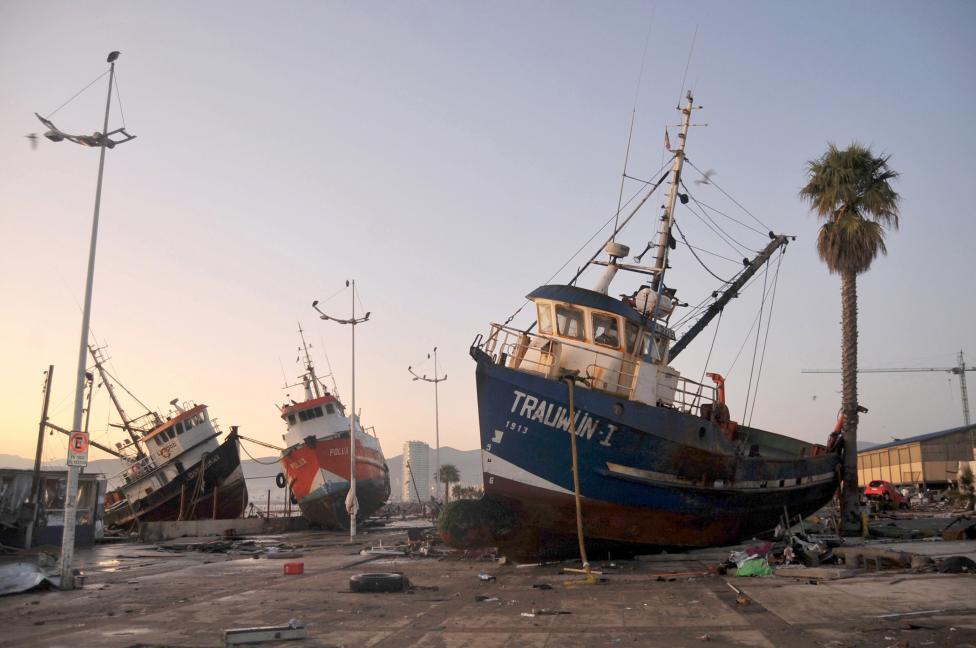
178, 484, 186, 521
212, 487, 218, 520
266, 490, 271, 518
26, 365, 55, 549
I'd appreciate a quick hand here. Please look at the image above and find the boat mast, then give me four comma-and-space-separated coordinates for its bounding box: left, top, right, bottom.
297, 323, 322, 398
651, 91, 696, 292
89, 345, 146, 459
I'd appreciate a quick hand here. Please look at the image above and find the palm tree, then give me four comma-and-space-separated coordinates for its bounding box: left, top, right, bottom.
800, 143, 899, 530
438, 464, 461, 504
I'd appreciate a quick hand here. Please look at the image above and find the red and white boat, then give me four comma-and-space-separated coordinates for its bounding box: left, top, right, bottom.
276, 335, 390, 528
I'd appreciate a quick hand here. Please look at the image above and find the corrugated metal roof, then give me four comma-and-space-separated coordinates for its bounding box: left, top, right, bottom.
860, 423, 976, 453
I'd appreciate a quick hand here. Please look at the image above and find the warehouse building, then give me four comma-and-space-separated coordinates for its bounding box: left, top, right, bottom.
857, 424, 976, 488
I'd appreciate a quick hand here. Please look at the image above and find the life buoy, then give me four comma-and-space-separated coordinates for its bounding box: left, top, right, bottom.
275, 472, 287, 489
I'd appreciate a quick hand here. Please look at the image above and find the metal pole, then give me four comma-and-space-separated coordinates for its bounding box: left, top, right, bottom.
349, 280, 357, 540
60, 56, 115, 590
434, 347, 440, 499
27, 365, 55, 549
957, 350, 971, 427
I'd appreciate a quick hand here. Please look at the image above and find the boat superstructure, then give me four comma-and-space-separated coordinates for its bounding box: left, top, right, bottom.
276, 328, 390, 528
89, 347, 248, 528
468, 92, 842, 560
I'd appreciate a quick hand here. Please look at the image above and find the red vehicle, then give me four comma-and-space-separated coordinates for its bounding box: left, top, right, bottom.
863, 480, 909, 508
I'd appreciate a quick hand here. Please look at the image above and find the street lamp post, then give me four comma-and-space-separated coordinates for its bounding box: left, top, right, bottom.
408, 347, 447, 501
36, 51, 135, 589
312, 281, 369, 541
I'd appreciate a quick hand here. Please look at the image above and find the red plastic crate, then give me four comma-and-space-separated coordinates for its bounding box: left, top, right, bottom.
283, 562, 304, 575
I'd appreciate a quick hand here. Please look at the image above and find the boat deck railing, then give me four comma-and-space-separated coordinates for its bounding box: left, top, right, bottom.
479, 324, 718, 412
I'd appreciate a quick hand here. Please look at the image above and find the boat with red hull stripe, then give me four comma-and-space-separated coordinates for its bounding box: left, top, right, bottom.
276, 328, 390, 528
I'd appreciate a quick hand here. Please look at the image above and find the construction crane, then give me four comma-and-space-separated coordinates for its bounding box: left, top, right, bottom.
802, 350, 974, 426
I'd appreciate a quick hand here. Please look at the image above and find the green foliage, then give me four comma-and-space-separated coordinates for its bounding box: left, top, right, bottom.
438, 463, 461, 484
800, 143, 900, 275
438, 496, 517, 549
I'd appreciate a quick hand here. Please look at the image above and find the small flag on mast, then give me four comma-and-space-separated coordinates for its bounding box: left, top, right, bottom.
664, 129, 672, 151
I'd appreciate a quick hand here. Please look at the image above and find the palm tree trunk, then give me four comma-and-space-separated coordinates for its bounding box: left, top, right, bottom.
840, 269, 861, 529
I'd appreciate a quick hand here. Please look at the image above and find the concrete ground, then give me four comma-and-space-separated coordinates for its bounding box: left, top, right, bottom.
2, 527, 975, 648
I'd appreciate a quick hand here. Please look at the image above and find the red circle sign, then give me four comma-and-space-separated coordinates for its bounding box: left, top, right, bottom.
69, 431, 89, 454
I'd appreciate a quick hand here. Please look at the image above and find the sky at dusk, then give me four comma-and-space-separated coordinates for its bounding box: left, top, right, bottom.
1, 1, 974, 477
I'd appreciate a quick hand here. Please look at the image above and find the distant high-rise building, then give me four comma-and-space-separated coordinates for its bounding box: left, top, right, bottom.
402, 440, 431, 503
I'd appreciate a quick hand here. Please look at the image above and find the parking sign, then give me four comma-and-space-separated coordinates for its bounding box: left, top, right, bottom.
67, 431, 89, 467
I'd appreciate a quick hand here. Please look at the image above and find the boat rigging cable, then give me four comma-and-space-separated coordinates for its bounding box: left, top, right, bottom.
672, 217, 733, 284
612, 9, 655, 239
685, 157, 771, 232
501, 158, 674, 328
238, 438, 282, 465
746, 248, 785, 426
680, 179, 759, 254
741, 254, 772, 422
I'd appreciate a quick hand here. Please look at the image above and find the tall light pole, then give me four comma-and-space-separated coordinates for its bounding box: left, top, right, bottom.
36, 51, 135, 589
313, 281, 370, 541
409, 347, 447, 501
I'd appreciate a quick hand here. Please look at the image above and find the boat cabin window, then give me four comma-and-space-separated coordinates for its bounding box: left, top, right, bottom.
592, 312, 620, 349
640, 332, 668, 363
555, 304, 585, 340
625, 322, 639, 354
537, 302, 554, 335
175, 422, 184, 435
325, 403, 335, 415
287, 414, 296, 424
297, 406, 326, 423
185, 417, 195, 433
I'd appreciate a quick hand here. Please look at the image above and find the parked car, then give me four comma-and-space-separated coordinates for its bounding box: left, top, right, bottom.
863, 480, 910, 508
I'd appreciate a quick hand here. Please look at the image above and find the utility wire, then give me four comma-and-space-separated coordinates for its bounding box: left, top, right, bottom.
45, 69, 110, 119
113, 69, 128, 130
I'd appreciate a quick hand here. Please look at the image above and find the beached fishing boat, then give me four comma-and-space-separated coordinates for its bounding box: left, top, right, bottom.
276, 329, 390, 528
83, 347, 248, 528
469, 93, 842, 560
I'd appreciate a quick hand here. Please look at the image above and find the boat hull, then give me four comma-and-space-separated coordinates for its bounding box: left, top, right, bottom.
104, 432, 248, 528
280, 433, 390, 529
474, 356, 841, 561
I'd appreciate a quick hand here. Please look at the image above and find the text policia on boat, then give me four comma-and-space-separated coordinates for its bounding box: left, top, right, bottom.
457, 92, 843, 561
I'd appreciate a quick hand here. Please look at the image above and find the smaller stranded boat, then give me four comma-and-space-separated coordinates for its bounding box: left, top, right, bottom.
276, 330, 390, 528
80, 346, 248, 528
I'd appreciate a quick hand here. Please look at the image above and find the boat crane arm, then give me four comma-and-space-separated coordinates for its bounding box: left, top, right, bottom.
668, 233, 791, 362
44, 421, 126, 459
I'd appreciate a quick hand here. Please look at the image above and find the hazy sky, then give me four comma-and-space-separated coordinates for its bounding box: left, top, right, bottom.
2, 1, 974, 473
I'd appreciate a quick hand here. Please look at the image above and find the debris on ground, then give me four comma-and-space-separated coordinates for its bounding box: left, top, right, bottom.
157, 536, 300, 557
349, 572, 407, 593
478, 571, 496, 582
935, 556, 976, 574
0, 561, 59, 596
223, 618, 306, 646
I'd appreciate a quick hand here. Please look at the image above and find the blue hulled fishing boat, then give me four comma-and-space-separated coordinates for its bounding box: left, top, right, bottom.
469, 93, 842, 561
